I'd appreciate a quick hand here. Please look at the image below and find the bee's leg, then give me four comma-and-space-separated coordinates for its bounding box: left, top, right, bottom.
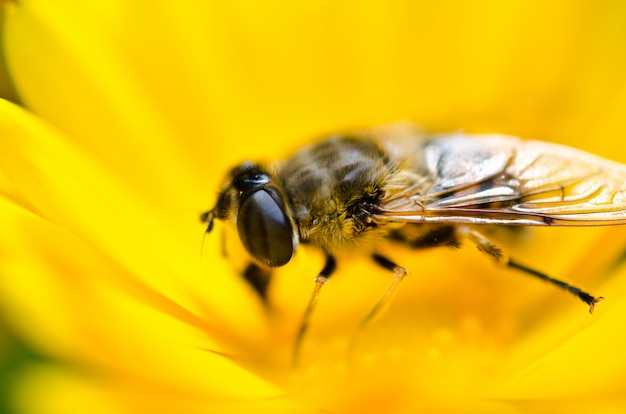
360, 254, 409, 327
242, 263, 273, 301
372, 226, 459, 318
348, 227, 455, 354
348, 254, 409, 361
465, 229, 604, 313
292, 254, 336, 368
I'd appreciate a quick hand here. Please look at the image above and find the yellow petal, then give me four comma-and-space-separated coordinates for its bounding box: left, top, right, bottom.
3, 0, 214, 208
0, 106, 287, 406
12, 362, 312, 414
491, 276, 626, 401
0, 99, 272, 354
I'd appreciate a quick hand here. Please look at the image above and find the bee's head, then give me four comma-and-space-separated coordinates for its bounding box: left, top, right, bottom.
201, 162, 298, 267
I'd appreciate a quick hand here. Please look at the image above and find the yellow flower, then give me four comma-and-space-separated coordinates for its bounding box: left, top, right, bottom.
2, 1, 626, 413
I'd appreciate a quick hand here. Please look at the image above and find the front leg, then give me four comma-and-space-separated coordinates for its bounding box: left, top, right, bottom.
241, 263, 273, 301
292, 254, 337, 368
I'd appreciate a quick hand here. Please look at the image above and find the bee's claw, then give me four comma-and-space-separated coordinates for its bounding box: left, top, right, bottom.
588, 296, 604, 314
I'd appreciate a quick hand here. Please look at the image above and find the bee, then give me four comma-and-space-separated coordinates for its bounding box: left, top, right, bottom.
201, 122, 626, 363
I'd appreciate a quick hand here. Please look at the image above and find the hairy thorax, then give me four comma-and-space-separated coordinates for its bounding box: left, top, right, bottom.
277, 136, 400, 253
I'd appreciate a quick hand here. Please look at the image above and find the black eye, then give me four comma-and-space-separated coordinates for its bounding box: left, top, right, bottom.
237, 188, 295, 267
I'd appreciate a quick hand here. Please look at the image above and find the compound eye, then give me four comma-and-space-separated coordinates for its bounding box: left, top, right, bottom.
237, 189, 295, 267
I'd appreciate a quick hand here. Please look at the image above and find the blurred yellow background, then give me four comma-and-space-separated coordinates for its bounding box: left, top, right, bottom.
2, 1, 626, 413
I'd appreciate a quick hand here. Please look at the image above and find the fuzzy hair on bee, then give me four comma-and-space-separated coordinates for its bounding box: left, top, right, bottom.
201, 122, 626, 365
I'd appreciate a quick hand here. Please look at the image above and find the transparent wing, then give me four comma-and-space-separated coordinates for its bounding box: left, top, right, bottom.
373, 132, 626, 226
